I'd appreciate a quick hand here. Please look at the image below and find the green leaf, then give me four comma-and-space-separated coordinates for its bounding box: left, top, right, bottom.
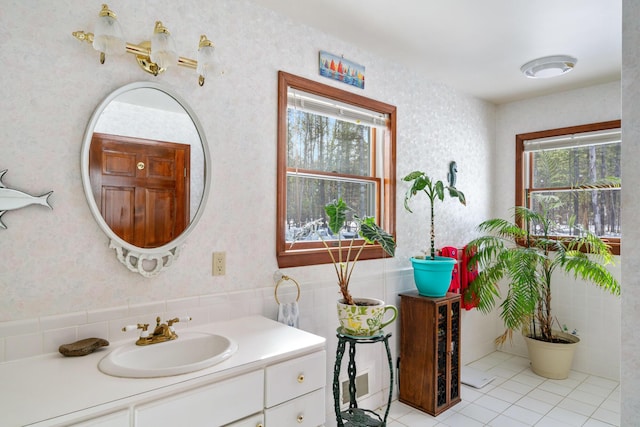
434, 180, 445, 201
324, 198, 348, 235
402, 171, 424, 182
448, 187, 466, 206
404, 175, 428, 212
413, 176, 429, 192
358, 216, 396, 256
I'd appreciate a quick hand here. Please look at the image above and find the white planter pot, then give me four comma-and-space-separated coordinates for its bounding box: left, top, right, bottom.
336, 297, 397, 337
524, 331, 580, 379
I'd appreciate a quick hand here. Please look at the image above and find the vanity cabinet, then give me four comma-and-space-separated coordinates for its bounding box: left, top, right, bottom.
60, 350, 326, 427
225, 413, 264, 427
265, 351, 326, 407
4, 317, 326, 427
135, 370, 264, 426
265, 388, 325, 426
264, 351, 327, 426
71, 411, 129, 427
132, 350, 326, 427
398, 291, 461, 416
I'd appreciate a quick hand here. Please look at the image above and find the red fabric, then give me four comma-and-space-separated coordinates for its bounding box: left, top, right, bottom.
440, 246, 460, 293
461, 245, 479, 310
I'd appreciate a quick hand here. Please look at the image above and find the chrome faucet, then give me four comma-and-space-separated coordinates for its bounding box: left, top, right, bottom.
122, 316, 192, 346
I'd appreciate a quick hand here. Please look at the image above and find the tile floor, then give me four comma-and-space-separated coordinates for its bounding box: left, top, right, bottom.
381, 352, 620, 426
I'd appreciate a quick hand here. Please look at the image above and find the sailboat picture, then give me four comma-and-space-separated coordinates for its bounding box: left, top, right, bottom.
319, 51, 365, 89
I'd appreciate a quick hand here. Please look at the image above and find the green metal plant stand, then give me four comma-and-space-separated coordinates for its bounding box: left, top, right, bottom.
333, 330, 394, 426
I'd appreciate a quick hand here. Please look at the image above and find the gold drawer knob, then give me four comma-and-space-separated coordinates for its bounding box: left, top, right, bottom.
297, 414, 304, 423
137, 162, 145, 170
257, 424, 263, 427
297, 374, 305, 383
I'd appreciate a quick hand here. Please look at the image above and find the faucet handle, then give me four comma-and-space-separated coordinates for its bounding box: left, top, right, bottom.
167, 316, 192, 327
122, 323, 149, 332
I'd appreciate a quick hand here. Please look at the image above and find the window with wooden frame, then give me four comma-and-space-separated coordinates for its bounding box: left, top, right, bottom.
276, 71, 397, 268
516, 120, 621, 255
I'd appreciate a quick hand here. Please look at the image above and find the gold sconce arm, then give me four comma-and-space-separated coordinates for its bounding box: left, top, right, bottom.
72, 4, 215, 86
72, 31, 199, 76
72, 30, 94, 44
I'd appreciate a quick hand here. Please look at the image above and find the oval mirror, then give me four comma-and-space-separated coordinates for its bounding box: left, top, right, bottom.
81, 82, 210, 277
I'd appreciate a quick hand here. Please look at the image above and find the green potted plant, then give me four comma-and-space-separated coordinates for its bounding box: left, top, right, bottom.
466, 195, 620, 379
293, 198, 397, 336
403, 168, 466, 297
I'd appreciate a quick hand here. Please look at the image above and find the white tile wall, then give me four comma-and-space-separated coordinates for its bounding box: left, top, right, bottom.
0, 290, 242, 362
495, 82, 622, 381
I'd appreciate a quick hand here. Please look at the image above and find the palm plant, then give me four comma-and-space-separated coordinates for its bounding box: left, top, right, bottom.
403, 170, 466, 259
292, 198, 396, 305
467, 195, 620, 345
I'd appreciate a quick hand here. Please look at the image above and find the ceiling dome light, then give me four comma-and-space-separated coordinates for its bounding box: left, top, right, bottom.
520, 55, 577, 79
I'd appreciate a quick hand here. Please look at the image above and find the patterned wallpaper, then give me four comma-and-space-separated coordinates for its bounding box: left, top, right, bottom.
0, 0, 494, 321
1, 0, 631, 419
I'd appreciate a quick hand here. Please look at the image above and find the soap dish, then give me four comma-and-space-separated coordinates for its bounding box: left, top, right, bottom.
59, 338, 109, 357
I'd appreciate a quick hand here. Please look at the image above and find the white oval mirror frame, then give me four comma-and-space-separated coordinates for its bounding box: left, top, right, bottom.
81, 82, 211, 277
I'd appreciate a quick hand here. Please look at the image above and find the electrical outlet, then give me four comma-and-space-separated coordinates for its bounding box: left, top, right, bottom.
212, 252, 226, 276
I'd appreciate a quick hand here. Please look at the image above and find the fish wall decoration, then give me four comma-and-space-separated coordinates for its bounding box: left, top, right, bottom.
0, 170, 53, 229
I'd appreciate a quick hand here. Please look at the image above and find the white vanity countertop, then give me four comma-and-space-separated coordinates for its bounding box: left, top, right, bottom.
0, 315, 326, 426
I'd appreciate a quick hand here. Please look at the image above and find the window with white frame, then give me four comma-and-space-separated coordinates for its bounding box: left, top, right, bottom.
516, 121, 621, 255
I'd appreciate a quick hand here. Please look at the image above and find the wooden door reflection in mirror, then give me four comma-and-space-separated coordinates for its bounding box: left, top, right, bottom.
90, 133, 190, 248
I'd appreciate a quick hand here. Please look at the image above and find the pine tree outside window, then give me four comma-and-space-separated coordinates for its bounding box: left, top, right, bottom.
276, 72, 397, 267
516, 121, 621, 255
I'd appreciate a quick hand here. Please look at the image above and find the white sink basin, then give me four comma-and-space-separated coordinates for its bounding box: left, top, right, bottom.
98, 332, 238, 378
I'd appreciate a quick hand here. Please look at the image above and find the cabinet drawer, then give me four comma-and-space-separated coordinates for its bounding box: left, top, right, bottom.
265, 350, 326, 408
70, 410, 129, 426
264, 388, 325, 427
224, 412, 264, 427
135, 370, 264, 427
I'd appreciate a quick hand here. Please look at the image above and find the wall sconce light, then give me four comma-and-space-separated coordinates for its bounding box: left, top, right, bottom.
72, 4, 215, 87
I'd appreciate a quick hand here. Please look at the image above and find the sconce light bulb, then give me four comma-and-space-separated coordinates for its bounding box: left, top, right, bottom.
150, 21, 178, 69
197, 34, 215, 85
92, 3, 125, 59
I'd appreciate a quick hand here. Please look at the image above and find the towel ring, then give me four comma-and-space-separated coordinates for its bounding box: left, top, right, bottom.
274, 275, 301, 304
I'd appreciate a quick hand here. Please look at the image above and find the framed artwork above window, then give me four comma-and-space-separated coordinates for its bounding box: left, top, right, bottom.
276, 71, 397, 268
516, 120, 621, 255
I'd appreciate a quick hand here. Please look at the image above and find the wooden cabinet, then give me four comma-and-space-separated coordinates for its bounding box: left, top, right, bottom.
398, 291, 461, 416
